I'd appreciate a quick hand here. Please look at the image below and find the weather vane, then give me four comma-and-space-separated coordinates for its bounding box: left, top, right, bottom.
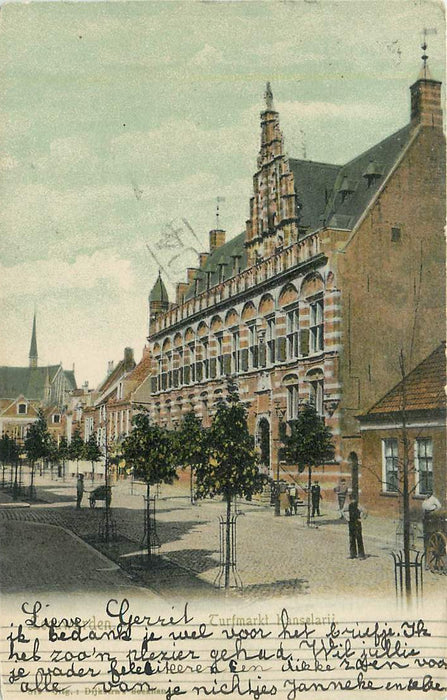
216, 196, 225, 229
421, 27, 437, 79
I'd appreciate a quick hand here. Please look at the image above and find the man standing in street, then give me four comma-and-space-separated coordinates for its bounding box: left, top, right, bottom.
334, 477, 348, 518
311, 480, 322, 517
76, 474, 84, 509
345, 494, 366, 559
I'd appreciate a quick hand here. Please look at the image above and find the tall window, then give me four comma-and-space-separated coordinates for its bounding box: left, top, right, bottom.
216, 335, 224, 377
309, 297, 324, 353
382, 438, 399, 492
248, 324, 258, 369
415, 438, 433, 495
157, 357, 163, 392
286, 307, 299, 359
178, 348, 184, 385
167, 352, 173, 388
267, 316, 276, 365
287, 384, 299, 421
202, 339, 209, 380
309, 379, 324, 416
231, 330, 240, 373
188, 343, 196, 383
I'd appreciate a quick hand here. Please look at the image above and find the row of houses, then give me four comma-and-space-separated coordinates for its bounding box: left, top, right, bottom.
1, 63, 445, 515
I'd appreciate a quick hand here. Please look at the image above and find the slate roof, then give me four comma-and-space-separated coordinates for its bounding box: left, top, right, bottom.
184, 232, 247, 300
150, 272, 169, 303
322, 124, 413, 230
0, 365, 61, 400
362, 344, 446, 418
289, 159, 341, 231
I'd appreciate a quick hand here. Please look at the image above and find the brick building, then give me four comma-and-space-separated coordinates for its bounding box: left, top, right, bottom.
145, 67, 445, 498
358, 343, 446, 516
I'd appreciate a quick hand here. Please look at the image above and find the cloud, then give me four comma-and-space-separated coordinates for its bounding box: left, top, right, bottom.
0, 249, 134, 299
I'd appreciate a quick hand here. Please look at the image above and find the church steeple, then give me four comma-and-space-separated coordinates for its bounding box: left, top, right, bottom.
29, 314, 38, 368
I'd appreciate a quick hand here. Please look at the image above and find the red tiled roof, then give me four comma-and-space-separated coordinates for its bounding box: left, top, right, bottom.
128, 351, 152, 386
365, 344, 446, 416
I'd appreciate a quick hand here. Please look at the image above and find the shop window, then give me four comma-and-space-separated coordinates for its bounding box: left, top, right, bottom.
382, 438, 399, 492
415, 438, 433, 495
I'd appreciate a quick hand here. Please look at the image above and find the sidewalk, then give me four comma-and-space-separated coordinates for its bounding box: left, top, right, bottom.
0, 475, 442, 599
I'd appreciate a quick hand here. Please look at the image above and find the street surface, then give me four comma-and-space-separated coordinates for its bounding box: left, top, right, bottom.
0, 471, 443, 599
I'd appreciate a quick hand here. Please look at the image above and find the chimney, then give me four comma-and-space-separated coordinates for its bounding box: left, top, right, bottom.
410, 72, 443, 128
187, 268, 198, 285
124, 347, 134, 369
107, 360, 114, 375
209, 229, 226, 252
176, 282, 189, 305
82, 380, 89, 391
199, 252, 209, 267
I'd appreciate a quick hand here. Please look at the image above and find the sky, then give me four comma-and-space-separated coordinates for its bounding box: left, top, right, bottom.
0, 0, 444, 387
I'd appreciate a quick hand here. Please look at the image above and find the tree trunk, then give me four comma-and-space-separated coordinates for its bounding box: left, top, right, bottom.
91, 461, 95, 482
399, 350, 411, 600
146, 482, 151, 559
29, 462, 35, 501
190, 466, 195, 505
307, 465, 312, 527
224, 495, 232, 589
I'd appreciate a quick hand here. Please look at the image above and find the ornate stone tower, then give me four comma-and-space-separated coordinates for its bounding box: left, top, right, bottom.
29, 313, 38, 368
149, 271, 169, 331
245, 83, 300, 266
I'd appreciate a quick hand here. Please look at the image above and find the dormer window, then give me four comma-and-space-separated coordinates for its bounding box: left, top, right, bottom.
363, 160, 382, 188
17, 403, 27, 415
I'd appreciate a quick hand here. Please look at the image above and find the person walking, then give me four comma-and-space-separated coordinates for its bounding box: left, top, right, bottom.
345, 494, 366, 559
311, 481, 322, 517
334, 477, 348, 518
76, 474, 84, 509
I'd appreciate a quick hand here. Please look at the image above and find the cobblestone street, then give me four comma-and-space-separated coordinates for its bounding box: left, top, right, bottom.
0, 473, 444, 600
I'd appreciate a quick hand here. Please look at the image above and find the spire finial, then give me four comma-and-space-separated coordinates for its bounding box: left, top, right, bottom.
265, 82, 274, 110
29, 313, 38, 368
420, 28, 437, 80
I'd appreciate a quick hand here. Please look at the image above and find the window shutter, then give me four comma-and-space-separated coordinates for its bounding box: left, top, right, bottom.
241, 348, 249, 372
300, 328, 310, 357
196, 362, 203, 382
223, 353, 232, 375
259, 343, 267, 368
150, 376, 158, 394
184, 365, 191, 384
277, 336, 287, 362
210, 357, 217, 379
252, 346, 259, 368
